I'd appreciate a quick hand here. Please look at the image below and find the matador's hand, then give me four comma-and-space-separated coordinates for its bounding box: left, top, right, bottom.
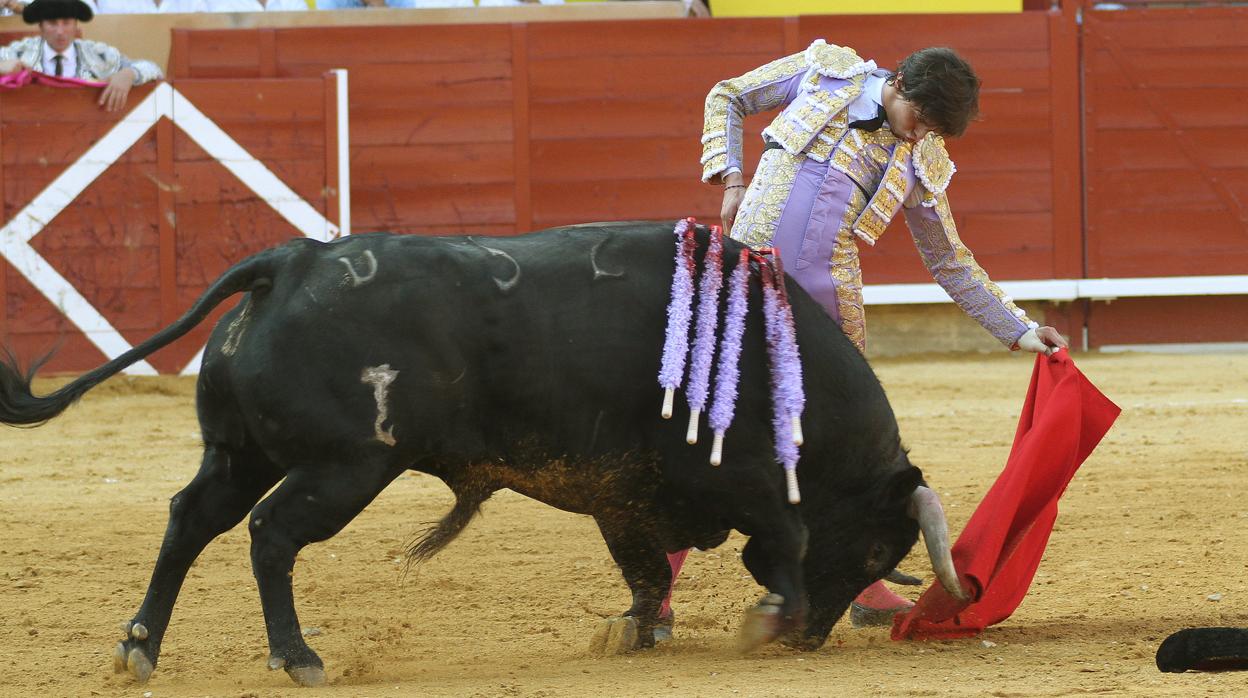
99, 69, 137, 113
720, 180, 746, 234
1015, 326, 1069, 355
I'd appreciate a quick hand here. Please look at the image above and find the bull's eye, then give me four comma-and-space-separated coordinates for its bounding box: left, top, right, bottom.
865, 541, 891, 574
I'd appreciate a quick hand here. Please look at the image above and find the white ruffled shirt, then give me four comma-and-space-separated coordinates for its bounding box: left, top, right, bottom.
40, 41, 77, 77
852, 69, 890, 125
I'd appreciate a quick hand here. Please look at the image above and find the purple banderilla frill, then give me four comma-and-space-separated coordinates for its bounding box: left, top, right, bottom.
684, 225, 724, 444
766, 251, 806, 449
707, 248, 752, 466
658, 217, 698, 419
658, 227, 806, 494
758, 253, 805, 504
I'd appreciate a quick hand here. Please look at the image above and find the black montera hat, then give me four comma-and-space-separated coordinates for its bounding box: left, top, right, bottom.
23, 0, 95, 24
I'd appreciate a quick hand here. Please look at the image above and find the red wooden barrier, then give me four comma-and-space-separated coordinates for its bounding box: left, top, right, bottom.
171, 13, 1075, 290
1081, 4, 1248, 345
177, 24, 519, 238
1084, 6, 1248, 278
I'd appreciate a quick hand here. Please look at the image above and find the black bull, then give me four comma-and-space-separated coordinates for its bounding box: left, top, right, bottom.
0, 222, 964, 687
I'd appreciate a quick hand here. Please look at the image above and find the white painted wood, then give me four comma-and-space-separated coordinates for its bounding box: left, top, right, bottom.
0, 233, 158, 375
0, 82, 343, 376
1078, 275, 1248, 300
335, 69, 351, 238
8, 90, 162, 245
863, 280, 1081, 305
180, 346, 205, 377
1097, 342, 1248, 355
863, 276, 1248, 305
169, 89, 339, 242
0, 90, 163, 374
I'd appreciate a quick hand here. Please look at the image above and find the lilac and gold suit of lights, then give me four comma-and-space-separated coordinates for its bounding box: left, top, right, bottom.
701, 40, 1039, 352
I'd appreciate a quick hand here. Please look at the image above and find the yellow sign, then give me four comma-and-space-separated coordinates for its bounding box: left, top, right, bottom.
712, 0, 1021, 16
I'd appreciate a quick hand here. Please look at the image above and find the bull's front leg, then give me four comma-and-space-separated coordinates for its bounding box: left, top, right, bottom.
737, 512, 809, 653
114, 445, 282, 684
588, 516, 671, 655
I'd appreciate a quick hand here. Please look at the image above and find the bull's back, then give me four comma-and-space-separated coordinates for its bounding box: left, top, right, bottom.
199, 224, 682, 463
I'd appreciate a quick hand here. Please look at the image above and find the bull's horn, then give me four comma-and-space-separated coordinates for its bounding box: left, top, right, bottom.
908, 485, 969, 602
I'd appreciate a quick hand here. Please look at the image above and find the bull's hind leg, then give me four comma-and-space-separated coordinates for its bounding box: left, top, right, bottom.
114, 443, 283, 684
588, 517, 671, 655
247, 463, 404, 686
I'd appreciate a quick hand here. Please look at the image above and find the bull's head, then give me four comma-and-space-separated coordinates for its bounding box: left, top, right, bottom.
792, 463, 967, 649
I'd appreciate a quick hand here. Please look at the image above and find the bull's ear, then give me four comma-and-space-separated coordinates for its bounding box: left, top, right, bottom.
876, 466, 924, 511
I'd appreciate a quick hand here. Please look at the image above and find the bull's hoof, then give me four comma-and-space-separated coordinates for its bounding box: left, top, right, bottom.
589, 616, 641, 655
113, 642, 155, 684
738, 593, 785, 654
267, 647, 326, 686
780, 631, 825, 652
113, 621, 156, 684
287, 665, 328, 687
653, 609, 675, 643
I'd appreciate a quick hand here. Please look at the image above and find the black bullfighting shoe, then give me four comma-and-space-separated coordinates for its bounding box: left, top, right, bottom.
849, 601, 913, 628
1156, 627, 1248, 672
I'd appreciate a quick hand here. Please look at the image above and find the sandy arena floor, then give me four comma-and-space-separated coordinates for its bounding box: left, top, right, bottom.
1, 351, 1246, 697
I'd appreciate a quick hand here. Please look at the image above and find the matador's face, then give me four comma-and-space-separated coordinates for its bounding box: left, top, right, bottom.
39, 18, 78, 55
882, 77, 938, 144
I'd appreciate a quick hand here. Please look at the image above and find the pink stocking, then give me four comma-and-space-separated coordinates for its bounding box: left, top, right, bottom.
853, 579, 913, 610
659, 549, 690, 619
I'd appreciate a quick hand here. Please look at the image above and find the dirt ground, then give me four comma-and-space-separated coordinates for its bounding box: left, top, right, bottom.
2, 351, 1246, 697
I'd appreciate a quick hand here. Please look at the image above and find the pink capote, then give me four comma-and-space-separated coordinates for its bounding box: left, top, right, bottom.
892, 349, 1120, 640
0, 68, 106, 90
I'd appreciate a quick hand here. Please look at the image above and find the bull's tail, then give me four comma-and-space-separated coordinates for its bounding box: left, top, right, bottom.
404, 486, 493, 570
0, 248, 286, 426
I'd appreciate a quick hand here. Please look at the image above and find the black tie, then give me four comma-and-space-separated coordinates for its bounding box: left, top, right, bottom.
53, 54, 63, 77
848, 104, 887, 132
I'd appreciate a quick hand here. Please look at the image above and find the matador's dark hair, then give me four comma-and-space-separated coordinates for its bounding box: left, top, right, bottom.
893, 47, 980, 138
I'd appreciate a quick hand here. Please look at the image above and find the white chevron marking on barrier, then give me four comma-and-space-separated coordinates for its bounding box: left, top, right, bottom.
0, 88, 166, 375
0, 76, 350, 377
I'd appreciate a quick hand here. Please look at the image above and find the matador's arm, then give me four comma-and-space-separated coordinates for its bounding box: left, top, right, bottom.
700, 52, 807, 184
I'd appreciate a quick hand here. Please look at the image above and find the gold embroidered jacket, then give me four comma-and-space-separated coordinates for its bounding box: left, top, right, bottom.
701, 40, 1038, 348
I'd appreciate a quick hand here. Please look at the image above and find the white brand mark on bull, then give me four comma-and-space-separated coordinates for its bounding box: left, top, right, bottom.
467, 238, 521, 292
444, 367, 466, 385
590, 235, 625, 281
221, 298, 253, 356
338, 250, 378, 287
360, 364, 399, 446
588, 410, 605, 452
